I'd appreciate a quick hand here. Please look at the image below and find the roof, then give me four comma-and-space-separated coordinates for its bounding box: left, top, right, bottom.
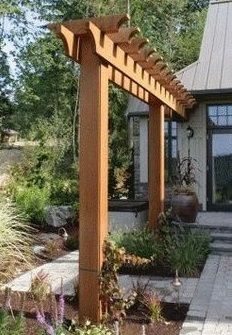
177, 0, 232, 93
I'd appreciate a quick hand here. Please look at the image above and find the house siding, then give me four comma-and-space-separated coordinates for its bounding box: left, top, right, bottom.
133, 117, 148, 199
178, 104, 207, 210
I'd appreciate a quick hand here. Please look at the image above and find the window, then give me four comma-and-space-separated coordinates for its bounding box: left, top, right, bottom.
208, 105, 232, 127
165, 121, 178, 183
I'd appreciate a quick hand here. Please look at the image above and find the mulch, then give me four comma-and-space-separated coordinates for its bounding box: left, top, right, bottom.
0, 291, 188, 335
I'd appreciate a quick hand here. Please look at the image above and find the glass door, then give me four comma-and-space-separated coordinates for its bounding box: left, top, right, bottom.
208, 130, 232, 210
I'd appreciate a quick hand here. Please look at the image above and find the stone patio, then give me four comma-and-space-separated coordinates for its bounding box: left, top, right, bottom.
197, 212, 232, 227
5, 250, 198, 304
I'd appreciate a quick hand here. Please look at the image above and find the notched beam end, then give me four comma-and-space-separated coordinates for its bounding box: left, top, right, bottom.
91, 13, 130, 33
107, 27, 140, 44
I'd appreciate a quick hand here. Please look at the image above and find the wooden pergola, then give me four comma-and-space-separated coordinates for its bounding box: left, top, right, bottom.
48, 14, 195, 323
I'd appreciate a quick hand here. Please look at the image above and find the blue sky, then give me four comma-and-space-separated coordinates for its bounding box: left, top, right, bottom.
3, 9, 47, 77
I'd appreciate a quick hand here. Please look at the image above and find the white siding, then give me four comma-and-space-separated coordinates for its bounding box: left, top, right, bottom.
139, 118, 148, 183
178, 104, 207, 210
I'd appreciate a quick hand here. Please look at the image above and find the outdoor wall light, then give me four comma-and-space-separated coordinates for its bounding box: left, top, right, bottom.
186, 126, 194, 139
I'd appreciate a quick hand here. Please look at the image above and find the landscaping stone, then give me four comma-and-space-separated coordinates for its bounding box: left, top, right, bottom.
44, 205, 74, 227
32, 245, 46, 257
180, 255, 232, 335
5, 251, 79, 296
5, 250, 198, 304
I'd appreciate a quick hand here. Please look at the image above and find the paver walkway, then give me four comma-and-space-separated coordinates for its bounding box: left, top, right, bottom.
180, 255, 232, 335
5, 251, 79, 296
7, 249, 232, 335
5, 251, 198, 304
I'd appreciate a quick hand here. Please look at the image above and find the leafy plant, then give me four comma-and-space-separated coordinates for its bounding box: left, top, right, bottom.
0, 310, 26, 335
132, 279, 151, 306
13, 184, 50, 223
110, 228, 160, 260
65, 236, 79, 251
0, 288, 27, 335
166, 230, 211, 276
0, 199, 35, 283
73, 321, 113, 335
142, 292, 163, 322
100, 240, 136, 321
173, 155, 198, 193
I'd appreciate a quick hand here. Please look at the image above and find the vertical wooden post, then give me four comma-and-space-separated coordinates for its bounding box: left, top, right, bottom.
148, 100, 165, 228
79, 37, 108, 323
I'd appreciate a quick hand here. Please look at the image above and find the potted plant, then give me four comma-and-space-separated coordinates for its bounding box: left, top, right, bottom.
171, 155, 199, 223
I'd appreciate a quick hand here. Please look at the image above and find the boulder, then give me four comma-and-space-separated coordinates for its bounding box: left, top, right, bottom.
44, 205, 75, 227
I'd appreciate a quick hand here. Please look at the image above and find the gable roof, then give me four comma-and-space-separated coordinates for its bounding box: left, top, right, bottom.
177, 0, 232, 93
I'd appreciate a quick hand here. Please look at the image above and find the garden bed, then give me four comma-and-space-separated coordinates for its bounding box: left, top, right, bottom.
0, 292, 188, 335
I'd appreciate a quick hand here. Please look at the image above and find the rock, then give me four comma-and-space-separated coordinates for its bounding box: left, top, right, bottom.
44, 206, 75, 227
33, 245, 46, 256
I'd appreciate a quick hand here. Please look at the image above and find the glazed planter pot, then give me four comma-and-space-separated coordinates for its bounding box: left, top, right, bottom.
172, 192, 199, 223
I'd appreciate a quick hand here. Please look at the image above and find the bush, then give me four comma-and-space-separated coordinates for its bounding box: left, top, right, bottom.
74, 321, 113, 335
0, 199, 34, 283
0, 310, 26, 335
110, 228, 160, 260
166, 230, 211, 276
13, 184, 50, 223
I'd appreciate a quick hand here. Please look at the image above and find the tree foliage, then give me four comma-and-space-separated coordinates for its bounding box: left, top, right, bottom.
2, 0, 210, 200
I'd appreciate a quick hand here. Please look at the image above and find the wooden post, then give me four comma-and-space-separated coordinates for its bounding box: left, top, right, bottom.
79, 37, 109, 323
148, 100, 165, 228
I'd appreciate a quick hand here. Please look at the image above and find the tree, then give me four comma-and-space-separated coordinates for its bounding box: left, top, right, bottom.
11, 0, 209, 198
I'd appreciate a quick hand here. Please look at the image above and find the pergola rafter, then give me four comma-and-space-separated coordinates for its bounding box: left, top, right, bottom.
48, 14, 195, 324
48, 14, 195, 119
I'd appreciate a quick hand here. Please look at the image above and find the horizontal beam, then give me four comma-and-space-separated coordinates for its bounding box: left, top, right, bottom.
48, 16, 195, 118
87, 22, 186, 117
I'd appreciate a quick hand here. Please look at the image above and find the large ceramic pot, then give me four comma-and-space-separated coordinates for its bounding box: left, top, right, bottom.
172, 192, 199, 223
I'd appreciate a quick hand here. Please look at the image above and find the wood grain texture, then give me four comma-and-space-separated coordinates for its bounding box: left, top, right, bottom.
148, 101, 165, 228
79, 37, 108, 323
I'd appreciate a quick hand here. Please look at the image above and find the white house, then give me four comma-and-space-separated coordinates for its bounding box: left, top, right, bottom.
127, 0, 232, 211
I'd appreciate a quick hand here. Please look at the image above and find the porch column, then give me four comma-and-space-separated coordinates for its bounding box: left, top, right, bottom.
148, 101, 165, 228
79, 37, 109, 323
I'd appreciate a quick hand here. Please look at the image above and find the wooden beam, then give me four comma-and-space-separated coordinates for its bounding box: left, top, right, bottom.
87, 22, 187, 114
107, 27, 140, 44
49, 17, 195, 113
148, 101, 165, 229
79, 37, 108, 323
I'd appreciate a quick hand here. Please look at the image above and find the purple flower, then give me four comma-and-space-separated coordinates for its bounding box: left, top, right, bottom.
36, 310, 55, 335
57, 293, 65, 326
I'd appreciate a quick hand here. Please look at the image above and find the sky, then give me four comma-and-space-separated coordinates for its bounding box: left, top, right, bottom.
2, 9, 47, 77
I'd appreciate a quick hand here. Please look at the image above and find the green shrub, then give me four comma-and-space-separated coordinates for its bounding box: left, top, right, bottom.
0, 310, 26, 335
65, 236, 79, 250
111, 228, 160, 259
74, 321, 113, 335
13, 184, 50, 223
166, 230, 211, 276
0, 200, 34, 283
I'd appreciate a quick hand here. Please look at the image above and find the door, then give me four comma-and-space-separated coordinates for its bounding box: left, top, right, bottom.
207, 105, 232, 211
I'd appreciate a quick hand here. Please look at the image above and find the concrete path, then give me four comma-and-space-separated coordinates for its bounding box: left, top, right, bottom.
5, 251, 198, 304
197, 212, 232, 227
5, 251, 79, 296
180, 255, 232, 335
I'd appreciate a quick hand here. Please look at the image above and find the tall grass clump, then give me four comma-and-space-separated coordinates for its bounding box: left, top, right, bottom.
166, 230, 211, 276
111, 228, 160, 259
0, 199, 35, 284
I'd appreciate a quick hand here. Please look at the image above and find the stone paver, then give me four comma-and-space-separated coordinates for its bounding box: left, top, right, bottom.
197, 212, 232, 227
180, 255, 232, 335
119, 275, 198, 304
5, 251, 198, 304
5, 251, 79, 296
